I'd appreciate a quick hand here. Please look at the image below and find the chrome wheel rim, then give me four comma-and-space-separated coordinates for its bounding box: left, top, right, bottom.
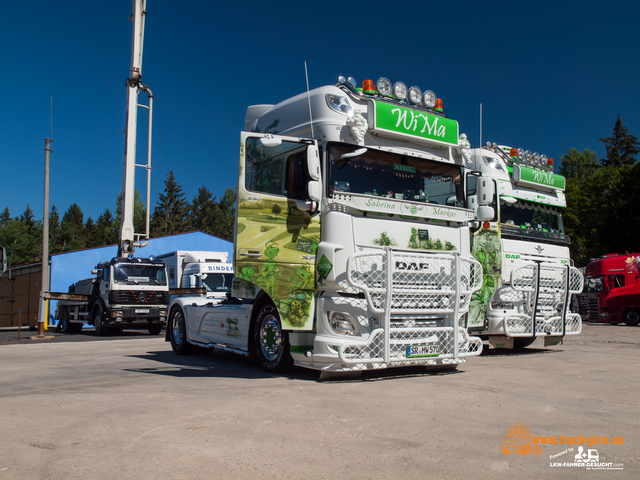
172, 311, 185, 345
260, 314, 282, 362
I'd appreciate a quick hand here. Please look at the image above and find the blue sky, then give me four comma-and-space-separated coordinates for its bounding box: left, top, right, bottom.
1, 0, 638, 223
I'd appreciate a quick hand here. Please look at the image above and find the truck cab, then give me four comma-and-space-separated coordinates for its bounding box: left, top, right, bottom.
584, 253, 640, 325
466, 143, 583, 348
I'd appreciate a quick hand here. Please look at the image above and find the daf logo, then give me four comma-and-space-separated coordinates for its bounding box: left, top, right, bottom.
396, 261, 428, 271
535, 245, 544, 254
138, 293, 147, 303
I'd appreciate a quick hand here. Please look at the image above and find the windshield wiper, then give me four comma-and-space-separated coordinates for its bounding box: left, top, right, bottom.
127, 279, 139, 285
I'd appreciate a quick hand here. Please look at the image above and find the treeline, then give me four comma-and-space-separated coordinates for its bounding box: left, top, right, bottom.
0, 171, 235, 266
561, 116, 640, 266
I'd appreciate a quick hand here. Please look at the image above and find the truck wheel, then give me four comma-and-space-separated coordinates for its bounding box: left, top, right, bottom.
253, 304, 292, 372
60, 308, 73, 333
148, 324, 162, 335
513, 337, 536, 349
623, 309, 640, 326
170, 307, 193, 355
92, 305, 107, 336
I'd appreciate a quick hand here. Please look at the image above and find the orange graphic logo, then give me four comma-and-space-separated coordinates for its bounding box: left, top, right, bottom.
502, 422, 541, 456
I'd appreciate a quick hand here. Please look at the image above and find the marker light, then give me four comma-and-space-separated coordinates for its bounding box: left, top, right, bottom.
517, 148, 525, 160
337, 75, 346, 84
486, 141, 492, 148
422, 90, 436, 108
392, 82, 407, 100
408, 86, 422, 104
347, 77, 357, 87
482, 221, 491, 229
362, 79, 375, 95
533, 152, 541, 166
377, 77, 392, 96
548, 158, 554, 167
540, 154, 548, 166
433, 98, 443, 112
509, 148, 518, 158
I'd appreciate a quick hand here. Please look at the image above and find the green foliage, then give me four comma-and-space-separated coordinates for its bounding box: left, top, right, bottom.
152, 170, 189, 237
563, 116, 639, 266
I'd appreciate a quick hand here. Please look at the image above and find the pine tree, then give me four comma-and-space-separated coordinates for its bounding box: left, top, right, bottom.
152, 171, 189, 236
0, 207, 11, 227
60, 203, 85, 251
96, 208, 117, 246
190, 186, 217, 233
212, 187, 236, 241
599, 115, 640, 168
49, 205, 62, 253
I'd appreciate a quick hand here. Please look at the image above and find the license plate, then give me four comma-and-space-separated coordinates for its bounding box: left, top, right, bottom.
135, 309, 150, 314
407, 344, 440, 358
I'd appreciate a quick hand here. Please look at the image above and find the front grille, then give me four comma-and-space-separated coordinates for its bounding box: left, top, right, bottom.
110, 290, 169, 306
587, 296, 600, 321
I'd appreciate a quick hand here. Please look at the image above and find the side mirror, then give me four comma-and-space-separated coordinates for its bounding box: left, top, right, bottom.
189, 275, 198, 288
91, 269, 98, 275
308, 180, 321, 203
477, 176, 494, 205
307, 144, 321, 180
467, 194, 478, 212
477, 206, 495, 221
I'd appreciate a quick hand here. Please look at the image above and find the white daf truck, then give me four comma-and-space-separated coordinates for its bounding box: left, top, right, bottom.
168, 76, 495, 373
466, 143, 583, 348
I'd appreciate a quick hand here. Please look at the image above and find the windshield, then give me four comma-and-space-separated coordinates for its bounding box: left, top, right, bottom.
202, 273, 234, 294
113, 264, 167, 285
327, 144, 464, 207
499, 199, 568, 244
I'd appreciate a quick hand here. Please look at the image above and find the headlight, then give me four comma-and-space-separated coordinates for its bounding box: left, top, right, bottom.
408, 86, 422, 105
482, 156, 506, 173
491, 302, 514, 310
392, 82, 407, 101
326, 94, 354, 116
376, 77, 392, 96
327, 311, 361, 336
422, 90, 436, 108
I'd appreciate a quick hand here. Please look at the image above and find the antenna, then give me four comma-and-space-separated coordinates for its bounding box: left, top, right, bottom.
479, 103, 482, 148
305, 61, 315, 138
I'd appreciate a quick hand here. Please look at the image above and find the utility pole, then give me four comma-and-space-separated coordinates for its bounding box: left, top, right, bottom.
37, 138, 53, 336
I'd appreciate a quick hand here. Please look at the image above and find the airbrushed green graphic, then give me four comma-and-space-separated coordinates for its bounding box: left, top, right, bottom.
514, 165, 566, 190
373, 100, 459, 146
317, 255, 333, 280
236, 139, 320, 331
469, 225, 502, 329
408, 227, 455, 251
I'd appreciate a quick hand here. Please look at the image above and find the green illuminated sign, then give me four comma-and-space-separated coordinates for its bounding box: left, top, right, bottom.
513, 165, 566, 191
371, 100, 459, 147
393, 164, 416, 173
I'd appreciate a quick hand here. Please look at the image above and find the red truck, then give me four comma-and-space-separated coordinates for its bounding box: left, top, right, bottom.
584, 253, 640, 325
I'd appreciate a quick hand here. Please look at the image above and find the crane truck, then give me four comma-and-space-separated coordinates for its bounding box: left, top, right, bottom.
466, 143, 583, 348
167, 76, 496, 373
55, 0, 169, 335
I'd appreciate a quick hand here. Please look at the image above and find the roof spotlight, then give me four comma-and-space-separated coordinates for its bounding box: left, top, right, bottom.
377, 77, 392, 96
533, 152, 541, 166
517, 148, 525, 160
408, 86, 422, 104
422, 90, 436, 108
392, 82, 407, 101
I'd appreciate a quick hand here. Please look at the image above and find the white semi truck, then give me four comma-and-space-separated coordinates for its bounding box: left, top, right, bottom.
167, 76, 495, 373
156, 250, 234, 303
466, 143, 583, 348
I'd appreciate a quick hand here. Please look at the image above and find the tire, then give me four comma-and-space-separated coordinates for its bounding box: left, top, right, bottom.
513, 337, 536, 349
169, 307, 193, 355
622, 309, 640, 326
71, 322, 83, 333
148, 324, 162, 335
60, 308, 74, 334
92, 305, 108, 336
253, 304, 292, 372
